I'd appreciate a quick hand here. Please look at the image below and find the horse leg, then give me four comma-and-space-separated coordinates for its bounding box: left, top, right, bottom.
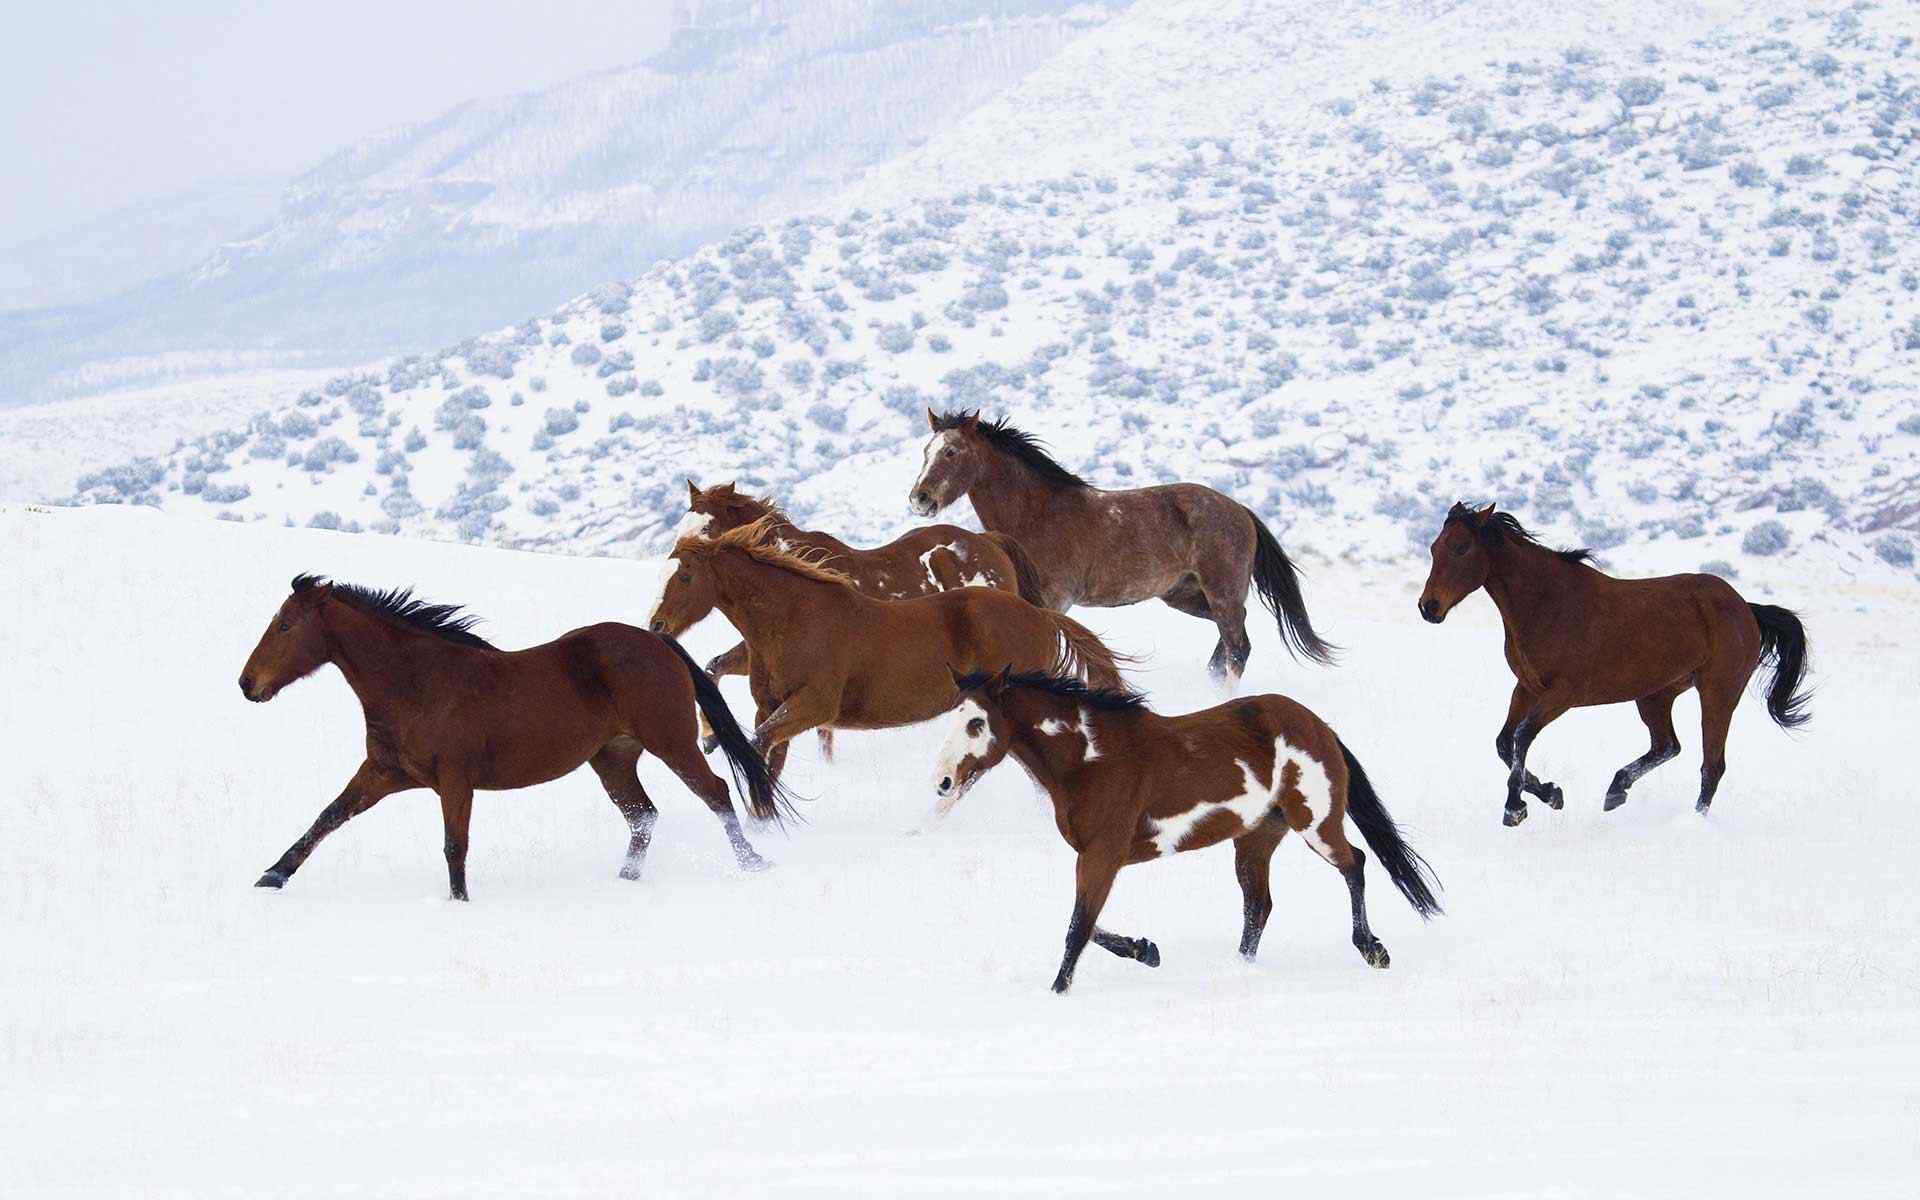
652, 737, 770, 871
1233, 824, 1284, 962
1052, 843, 1126, 994
589, 740, 659, 880
1604, 686, 1684, 812
1301, 817, 1389, 968
1501, 695, 1572, 827
436, 781, 475, 901
1089, 927, 1161, 968
1197, 563, 1254, 692
698, 642, 753, 753
1496, 685, 1564, 820
256, 760, 408, 888
1160, 579, 1227, 681
1694, 681, 1742, 815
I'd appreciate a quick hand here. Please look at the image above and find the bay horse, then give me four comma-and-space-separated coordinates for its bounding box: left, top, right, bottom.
907, 409, 1335, 687
239, 574, 792, 900
677, 479, 1042, 756
646, 517, 1130, 785
1418, 504, 1812, 826
930, 669, 1442, 993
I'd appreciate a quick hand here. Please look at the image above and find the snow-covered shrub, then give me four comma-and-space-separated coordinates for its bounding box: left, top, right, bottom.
302, 437, 359, 471
600, 321, 627, 343
698, 311, 738, 343
1873, 535, 1914, 569
543, 408, 579, 437
807, 402, 847, 432
571, 342, 602, 367
1741, 520, 1791, 556
1616, 76, 1664, 107
876, 323, 914, 353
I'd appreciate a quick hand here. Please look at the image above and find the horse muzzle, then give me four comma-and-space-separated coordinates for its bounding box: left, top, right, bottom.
909, 490, 937, 518
238, 675, 269, 702
1417, 597, 1446, 624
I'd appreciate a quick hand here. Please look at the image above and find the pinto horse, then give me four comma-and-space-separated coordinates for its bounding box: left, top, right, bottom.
907, 409, 1335, 687
1418, 504, 1812, 825
647, 517, 1130, 786
677, 479, 1042, 756
930, 669, 1442, 993
239, 575, 791, 899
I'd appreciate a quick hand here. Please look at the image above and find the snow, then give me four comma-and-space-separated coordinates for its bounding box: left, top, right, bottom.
6, 502, 1917, 1195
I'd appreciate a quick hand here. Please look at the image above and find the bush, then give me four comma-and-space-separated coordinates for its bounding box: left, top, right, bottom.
571, 342, 602, 366
543, 407, 580, 437
1874, 535, 1914, 569
698, 311, 738, 343
302, 437, 359, 471
1615, 76, 1664, 107
1741, 520, 1790, 557
599, 322, 626, 343
807, 402, 847, 432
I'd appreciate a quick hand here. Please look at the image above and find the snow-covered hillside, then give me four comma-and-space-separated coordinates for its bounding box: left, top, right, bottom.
63, 1, 1920, 583
4, 502, 1916, 1195
1, 0, 1127, 404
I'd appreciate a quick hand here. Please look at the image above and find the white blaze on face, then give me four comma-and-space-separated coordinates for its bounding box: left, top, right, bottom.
674, 510, 713, 539
933, 698, 993, 797
913, 431, 959, 506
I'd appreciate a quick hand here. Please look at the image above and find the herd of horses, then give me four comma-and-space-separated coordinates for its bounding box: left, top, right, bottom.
239, 409, 1813, 993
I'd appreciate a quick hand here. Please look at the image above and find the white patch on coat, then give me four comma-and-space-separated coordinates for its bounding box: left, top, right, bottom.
674, 510, 712, 538
1078, 708, 1101, 760
1036, 710, 1100, 762
918, 543, 972, 590
1148, 736, 1330, 857
932, 699, 993, 794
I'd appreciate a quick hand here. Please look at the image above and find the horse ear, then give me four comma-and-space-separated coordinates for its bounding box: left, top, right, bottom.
948, 664, 969, 689
962, 409, 982, 428
1473, 503, 1497, 524
926, 407, 940, 431
686, 479, 700, 504
992, 664, 1014, 692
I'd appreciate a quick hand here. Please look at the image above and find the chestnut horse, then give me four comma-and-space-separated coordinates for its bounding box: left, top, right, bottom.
647, 517, 1130, 785
908, 410, 1335, 687
931, 669, 1442, 993
677, 479, 1042, 756
1418, 504, 1811, 826
239, 575, 791, 899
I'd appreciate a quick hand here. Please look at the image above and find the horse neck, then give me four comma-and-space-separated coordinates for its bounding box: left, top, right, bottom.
1002, 693, 1094, 795
707, 551, 852, 645
965, 452, 1082, 540
1482, 538, 1591, 642
318, 600, 446, 720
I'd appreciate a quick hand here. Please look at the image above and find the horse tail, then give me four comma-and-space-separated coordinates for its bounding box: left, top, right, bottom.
1049, 611, 1134, 690
1748, 604, 1812, 730
981, 531, 1050, 608
1241, 504, 1337, 666
1337, 738, 1442, 919
657, 634, 800, 826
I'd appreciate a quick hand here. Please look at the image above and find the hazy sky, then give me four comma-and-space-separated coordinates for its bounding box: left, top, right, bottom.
3, 1, 675, 244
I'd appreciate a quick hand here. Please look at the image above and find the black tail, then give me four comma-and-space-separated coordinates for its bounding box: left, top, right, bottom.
1243, 505, 1337, 665
1749, 604, 1812, 730
982, 531, 1049, 608
659, 635, 800, 826
1339, 739, 1442, 919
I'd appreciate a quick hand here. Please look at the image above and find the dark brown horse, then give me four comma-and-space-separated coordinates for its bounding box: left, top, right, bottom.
931, 669, 1441, 993
239, 575, 791, 899
677, 479, 1042, 756
1418, 504, 1811, 826
908, 410, 1335, 688
647, 517, 1130, 786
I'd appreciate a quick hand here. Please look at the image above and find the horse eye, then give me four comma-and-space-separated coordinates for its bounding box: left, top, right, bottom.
276, 621, 291, 633
967, 718, 985, 737
678, 572, 691, 583
1451, 542, 1470, 557
943, 448, 956, 458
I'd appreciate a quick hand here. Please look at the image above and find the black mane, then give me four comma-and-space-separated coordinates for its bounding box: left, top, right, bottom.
956, 669, 1148, 712
1448, 504, 1593, 565
934, 411, 1088, 488
292, 573, 495, 648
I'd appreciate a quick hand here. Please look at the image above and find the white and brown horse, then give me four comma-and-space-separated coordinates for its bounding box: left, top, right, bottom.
908, 410, 1335, 688
930, 669, 1441, 993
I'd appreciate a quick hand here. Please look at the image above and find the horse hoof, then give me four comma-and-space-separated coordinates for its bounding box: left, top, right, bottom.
1503, 804, 1528, 828
1541, 784, 1564, 810
1136, 940, 1161, 968
736, 853, 773, 873
618, 860, 645, 881
699, 735, 719, 755
254, 870, 287, 889
1603, 790, 1627, 812
1362, 941, 1391, 969
1695, 799, 1712, 816
1050, 976, 1073, 995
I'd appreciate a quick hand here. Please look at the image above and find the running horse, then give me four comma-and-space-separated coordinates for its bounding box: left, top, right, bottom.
1418, 504, 1812, 825
929, 669, 1442, 993
676, 480, 1042, 755
908, 410, 1335, 688
239, 575, 792, 899
647, 517, 1130, 786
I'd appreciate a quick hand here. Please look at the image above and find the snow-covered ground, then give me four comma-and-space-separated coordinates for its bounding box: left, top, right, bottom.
5, 503, 1915, 1196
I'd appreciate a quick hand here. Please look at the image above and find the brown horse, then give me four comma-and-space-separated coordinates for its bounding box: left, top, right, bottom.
907, 410, 1335, 687
931, 669, 1442, 993
646, 517, 1130, 784
239, 575, 791, 899
1417, 504, 1811, 826
677, 479, 1042, 756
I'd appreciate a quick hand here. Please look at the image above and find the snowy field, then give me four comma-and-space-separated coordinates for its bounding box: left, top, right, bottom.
4, 503, 1916, 1196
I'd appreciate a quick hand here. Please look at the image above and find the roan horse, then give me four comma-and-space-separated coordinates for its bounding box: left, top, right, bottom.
908, 410, 1336, 687
239, 575, 791, 899
647, 517, 1130, 785
1418, 504, 1812, 825
677, 479, 1042, 756
930, 669, 1442, 993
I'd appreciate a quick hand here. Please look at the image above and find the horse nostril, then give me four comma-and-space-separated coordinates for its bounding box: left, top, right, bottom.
939, 776, 952, 793
914, 492, 930, 507
238, 676, 253, 698
650, 620, 664, 633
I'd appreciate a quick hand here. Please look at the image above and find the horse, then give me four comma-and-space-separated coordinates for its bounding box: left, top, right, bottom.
907, 409, 1336, 689
930, 668, 1442, 993
646, 517, 1131, 787
1417, 503, 1812, 826
676, 479, 1043, 757
239, 574, 792, 900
